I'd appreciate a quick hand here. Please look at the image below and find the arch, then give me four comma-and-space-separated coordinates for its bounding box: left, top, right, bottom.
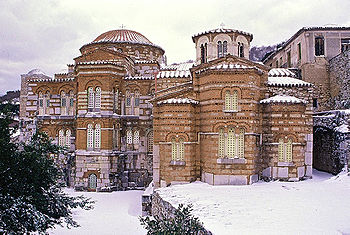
88, 174, 97, 190
94, 123, 101, 149
95, 87, 101, 109
165, 132, 189, 142
87, 124, 94, 149
84, 79, 103, 91
65, 129, 71, 148
58, 129, 65, 146
58, 84, 74, 94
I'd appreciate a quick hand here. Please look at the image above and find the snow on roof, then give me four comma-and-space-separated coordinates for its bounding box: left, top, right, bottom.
29, 77, 74, 83
192, 27, 253, 41
157, 62, 193, 78
260, 95, 307, 104
268, 77, 312, 87
196, 63, 262, 74
77, 60, 121, 66
27, 69, 46, 76
268, 68, 295, 77
134, 60, 158, 64
157, 98, 199, 105
335, 124, 349, 133
124, 76, 154, 80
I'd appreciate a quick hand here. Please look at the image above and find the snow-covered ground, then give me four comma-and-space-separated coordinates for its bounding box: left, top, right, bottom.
50, 170, 350, 235
157, 170, 350, 235
50, 189, 146, 235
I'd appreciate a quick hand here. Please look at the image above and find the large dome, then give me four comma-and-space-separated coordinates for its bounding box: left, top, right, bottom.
92, 29, 155, 46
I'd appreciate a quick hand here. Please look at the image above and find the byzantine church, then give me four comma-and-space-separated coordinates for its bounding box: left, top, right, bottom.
20, 26, 315, 190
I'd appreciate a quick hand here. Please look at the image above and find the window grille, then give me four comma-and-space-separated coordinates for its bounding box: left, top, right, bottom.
59, 129, 65, 146
95, 87, 101, 109
65, 129, 71, 148
218, 128, 225, 158
88, 87, 94, 109
87, 124, 94, 149
126, 129, 133, 144
227, 128, 235, 158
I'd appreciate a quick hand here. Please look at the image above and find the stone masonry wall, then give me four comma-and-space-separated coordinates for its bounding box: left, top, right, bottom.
151, 191, 212, 235
329, 50, 350, 109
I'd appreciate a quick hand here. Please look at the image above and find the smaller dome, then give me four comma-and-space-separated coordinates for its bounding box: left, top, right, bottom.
28, 69, 46, 75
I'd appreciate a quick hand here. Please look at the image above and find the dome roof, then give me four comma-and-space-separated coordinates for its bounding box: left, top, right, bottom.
92, 29, 154, 46
27, 69, 46, 76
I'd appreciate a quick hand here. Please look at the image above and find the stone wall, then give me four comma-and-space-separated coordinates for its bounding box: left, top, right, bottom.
329, 50, 350, 109
313, 110, 350, 174
151, 191, 212, 235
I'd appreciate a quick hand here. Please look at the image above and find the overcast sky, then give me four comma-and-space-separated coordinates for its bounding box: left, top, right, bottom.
0, 0, 349, 95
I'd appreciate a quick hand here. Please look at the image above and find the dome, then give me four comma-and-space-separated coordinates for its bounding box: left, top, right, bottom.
92, 29, 154, 46
27, 69, 46, 76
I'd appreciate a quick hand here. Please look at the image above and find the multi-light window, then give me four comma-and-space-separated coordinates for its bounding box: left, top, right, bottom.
217, 41, 228, 58
315, 36, 325, 56
147, 131, 154, 153
113, 124, 119, 149
278, 138, 293, 162
218, 127, 245, 158
87, 87, 101, 111
61, 91, 74, 115
58, 129, 71, 149
38, 91, 50, 115
224, 90, 238, 112
126, 89, 131, 107
171, 137, 185, 161
87, 124, 101, 150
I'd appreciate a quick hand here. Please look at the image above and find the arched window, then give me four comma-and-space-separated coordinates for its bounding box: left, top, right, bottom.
38, 92, 44, 115
178, 138, 184, 161
65, 129, 71, 149
218, 128, 245, 159
87, 124, 94, 149
95, 87, 101, 109
126, 129, 133, 144
223, 41, 228, 56
218, 128, 225, 158
218, 41, 223, 58
134, 90, 140, 107
278, 138, 293, 162
238, 128, 245, 158
133, 129, 139, 144
88, 87, 94, 109
61, 91, 67, 115
200, 44, 207, 63
88, 174, 97, 189
94, 124, 101, 149
126, 90, 131, 107
315, 36, 324, 56
113, 124, 119, 149
171, 138, 177, 160
224, 90, 238, 112
68, 91, 74, 115
225, 91, 231, 111
45, 92, 50, 115
147, 131, 153, 153
113, 88, 119, 112
227, 128, 235, 158
59, 129, 65, 147
238, 42, 244, 58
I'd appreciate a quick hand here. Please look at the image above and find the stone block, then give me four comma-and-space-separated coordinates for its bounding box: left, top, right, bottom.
277, 167, 288, 178
305, 152, 312, 165
228, 175, 248, 185
203, 172, 214, 185
213, 175, 229, 185
160, 180, 167, 188
249, 174, 259, 184
306, 166, 312, 177
76, 171, 84, 178
262, 167, 272, 178
272, 167, 278, 178
297, 166, 305, 178
306, 141, 313, 152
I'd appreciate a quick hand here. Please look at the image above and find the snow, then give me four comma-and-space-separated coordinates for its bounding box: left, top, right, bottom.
268, 76, 312, 87
335, 124, 350, 133
50, 189, 146, 235
260, 95, 307, 104
157, 98, 199, 105
268, 68, 295, 77
156, 169, 350, 235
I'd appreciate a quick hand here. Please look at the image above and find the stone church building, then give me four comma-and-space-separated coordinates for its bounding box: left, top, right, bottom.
20, 26, 331, 190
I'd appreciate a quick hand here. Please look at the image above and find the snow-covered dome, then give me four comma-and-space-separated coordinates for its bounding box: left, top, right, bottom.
27, 69, 46, 76
92, 29, 155, 46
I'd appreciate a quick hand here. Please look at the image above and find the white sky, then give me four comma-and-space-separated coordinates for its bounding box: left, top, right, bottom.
0, 0, 349, 95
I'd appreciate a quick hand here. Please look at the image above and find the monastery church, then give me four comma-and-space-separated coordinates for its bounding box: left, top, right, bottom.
20, 25, 321, 190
